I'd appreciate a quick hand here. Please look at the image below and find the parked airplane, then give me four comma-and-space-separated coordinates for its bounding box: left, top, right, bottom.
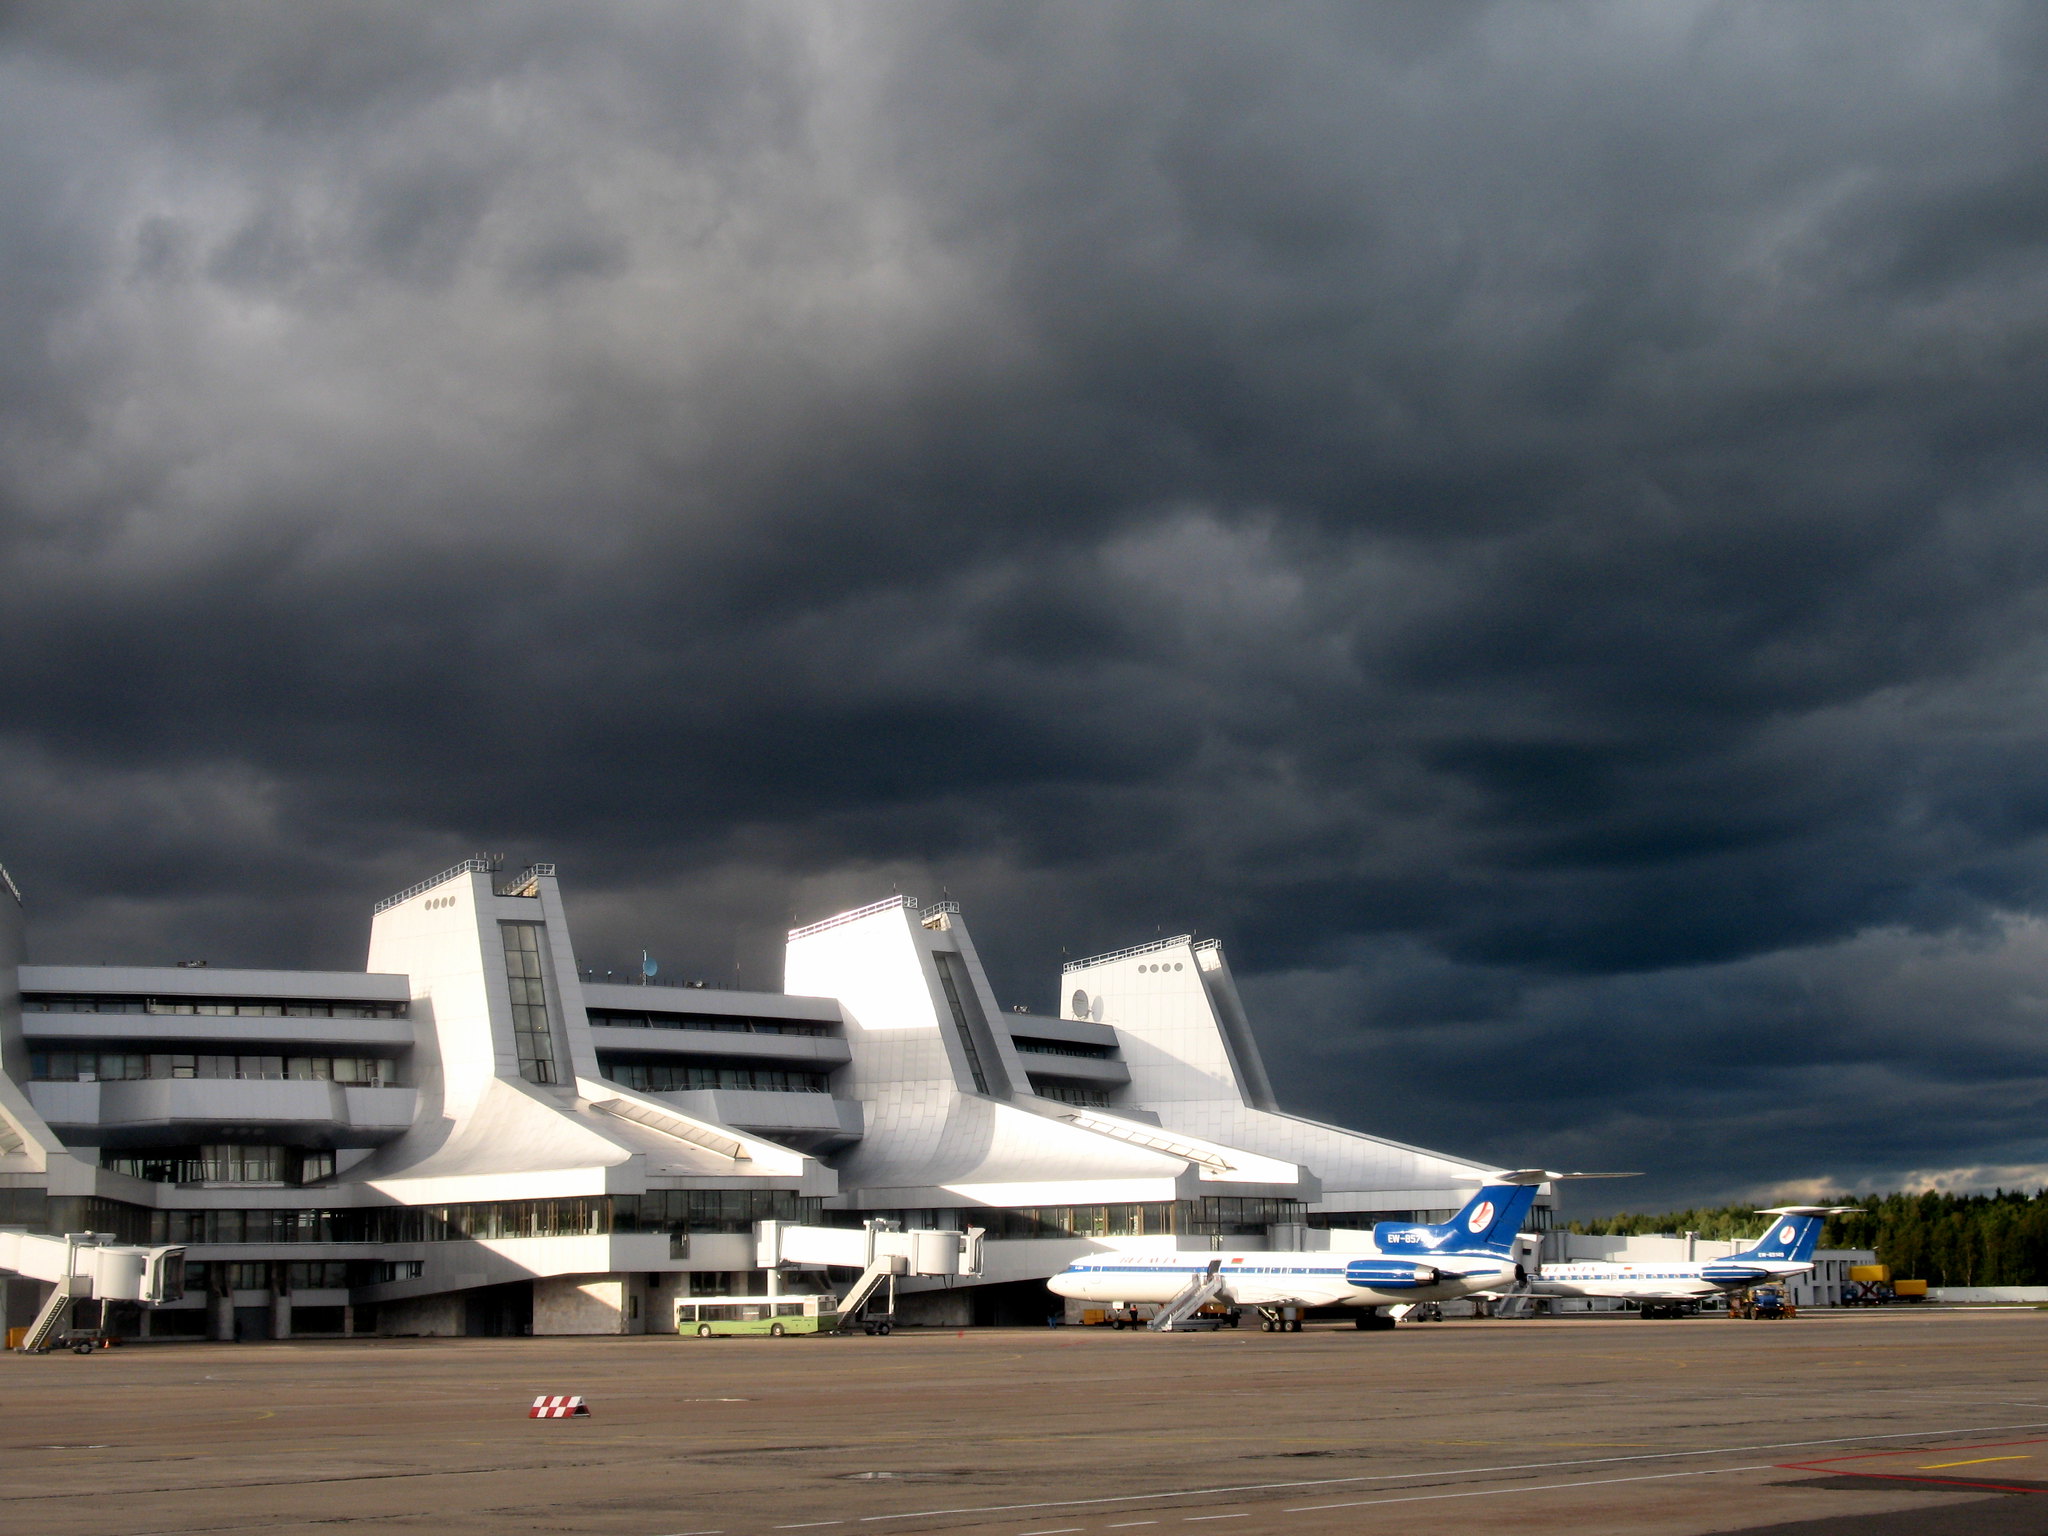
1049, 1171, 1565, 1331
1531, 1205, 1855, 1316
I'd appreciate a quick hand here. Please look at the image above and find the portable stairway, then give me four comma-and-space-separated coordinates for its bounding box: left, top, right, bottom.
19, 1274, 91, 1353
836, 1254, 906, 1330
1148, 1259, 1226, 1332
1486, 1283, 1539, 1320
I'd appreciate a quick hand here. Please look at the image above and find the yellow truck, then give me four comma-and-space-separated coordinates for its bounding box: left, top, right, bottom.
1842, 1265, 1928, 1304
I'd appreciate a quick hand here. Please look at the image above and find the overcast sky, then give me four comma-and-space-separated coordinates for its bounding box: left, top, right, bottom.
4, 2, 2048, 1211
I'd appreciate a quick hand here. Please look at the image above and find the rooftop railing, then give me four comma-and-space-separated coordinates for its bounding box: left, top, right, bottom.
1061, 933, 1196, 974
373, 857, 502, 913
495, 863, 556, 897
787, 894, 920, 942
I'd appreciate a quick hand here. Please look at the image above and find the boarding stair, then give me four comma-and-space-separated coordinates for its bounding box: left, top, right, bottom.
835, 1254, 907, 1331
1485, 1281, 1540, 1319
1148, 1259, 1226, 1332
19, 1274, 89, 1353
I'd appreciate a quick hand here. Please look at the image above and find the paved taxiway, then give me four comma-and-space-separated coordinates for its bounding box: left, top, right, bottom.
9, 1310, 2048, 1536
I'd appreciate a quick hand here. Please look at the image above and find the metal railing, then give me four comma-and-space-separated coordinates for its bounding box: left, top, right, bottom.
787, 894, 920, 942
1062, 933, 1196, 974
373, 857, 503, 913
495, 863, 556, 897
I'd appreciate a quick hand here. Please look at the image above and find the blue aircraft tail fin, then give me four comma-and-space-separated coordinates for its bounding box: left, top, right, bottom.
1371, 1178, 1541, 1257
1732, 1207, 1850, 1265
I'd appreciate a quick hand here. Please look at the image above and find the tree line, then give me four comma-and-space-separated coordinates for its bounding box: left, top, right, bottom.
1569, 1190, 2048, 1287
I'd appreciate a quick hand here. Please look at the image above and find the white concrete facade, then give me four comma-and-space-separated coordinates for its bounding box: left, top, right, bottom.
0, 864, 1524, 1337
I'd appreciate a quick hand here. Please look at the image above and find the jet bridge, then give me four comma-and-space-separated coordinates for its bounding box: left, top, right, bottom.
756, 1219, 983, 1331
0, 1229, 186, 1353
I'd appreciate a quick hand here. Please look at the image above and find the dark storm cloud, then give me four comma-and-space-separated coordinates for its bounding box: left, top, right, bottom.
4, 1, 2048, 1206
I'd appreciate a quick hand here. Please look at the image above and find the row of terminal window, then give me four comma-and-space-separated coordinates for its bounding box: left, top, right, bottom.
175, 1263, 833, 1299
1027, 1078, 1112, 1107
100, 1144, 337, 1185
29, 1051, 396, 1084
844, 1198, 1306, 1240
8, 1190, 1310, 1248
179, 1260, 422, 1291
23, 994, 406, 1018
134, 1191, 826, 1246
1010, 1037, 1114, 1059
601, 1060, 830, 1094
586, 1008, 829, 1037
1308, 1207, 1558, 1232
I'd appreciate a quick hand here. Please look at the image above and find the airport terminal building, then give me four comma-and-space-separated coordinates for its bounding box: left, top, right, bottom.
0, 859, 1527, 1337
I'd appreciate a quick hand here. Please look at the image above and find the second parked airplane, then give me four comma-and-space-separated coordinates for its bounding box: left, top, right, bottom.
1048, 1172, 1561, 1330
1531, 1205, 1854, 1315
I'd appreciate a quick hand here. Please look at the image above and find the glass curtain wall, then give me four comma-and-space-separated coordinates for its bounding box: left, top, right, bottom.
501, 922, 564, 1085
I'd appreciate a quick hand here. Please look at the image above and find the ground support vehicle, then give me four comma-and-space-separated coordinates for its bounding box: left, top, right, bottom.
676, 1294, 840, 1337
1729, 1286, 1795, 1319
1842, 1277, 1929, 1305
49, 1328, 117, 1355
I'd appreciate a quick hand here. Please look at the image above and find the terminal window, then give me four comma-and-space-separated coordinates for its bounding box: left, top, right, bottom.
100, 1144, 336, 1186
30, 1051, 394, 1084
601, 1059, 829, 1094
501, 922, 563, 1085
133, 1192, 825, 1246
23, 994, 406, 1019
588, 1008, 828, 1037
1027, 1078, 1111, 1108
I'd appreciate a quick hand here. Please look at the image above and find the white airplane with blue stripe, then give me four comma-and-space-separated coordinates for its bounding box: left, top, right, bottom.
1532, 1206, 1855, 1306
1048, 1172, 1560, 1326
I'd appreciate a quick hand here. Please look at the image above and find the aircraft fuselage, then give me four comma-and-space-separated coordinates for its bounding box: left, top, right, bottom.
1049, 1249, 1518, 1309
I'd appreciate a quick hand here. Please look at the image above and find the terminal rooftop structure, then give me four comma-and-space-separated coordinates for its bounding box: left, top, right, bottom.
0, 859, 1532, 1336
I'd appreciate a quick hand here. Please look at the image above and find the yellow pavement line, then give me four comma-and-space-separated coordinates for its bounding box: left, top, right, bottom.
1920, 1455, 2030, 1468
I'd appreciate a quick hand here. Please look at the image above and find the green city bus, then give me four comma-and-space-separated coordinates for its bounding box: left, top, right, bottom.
676, 1294, 841, 1337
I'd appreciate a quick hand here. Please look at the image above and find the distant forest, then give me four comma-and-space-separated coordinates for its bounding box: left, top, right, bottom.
1569, 1190, 2048, 1288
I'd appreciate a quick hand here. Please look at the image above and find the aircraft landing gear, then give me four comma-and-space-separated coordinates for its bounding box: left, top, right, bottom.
1258, 1307, 1303, 1332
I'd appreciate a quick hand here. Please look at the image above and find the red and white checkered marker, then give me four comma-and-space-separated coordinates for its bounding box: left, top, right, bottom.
529, 1394, 590, 1418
